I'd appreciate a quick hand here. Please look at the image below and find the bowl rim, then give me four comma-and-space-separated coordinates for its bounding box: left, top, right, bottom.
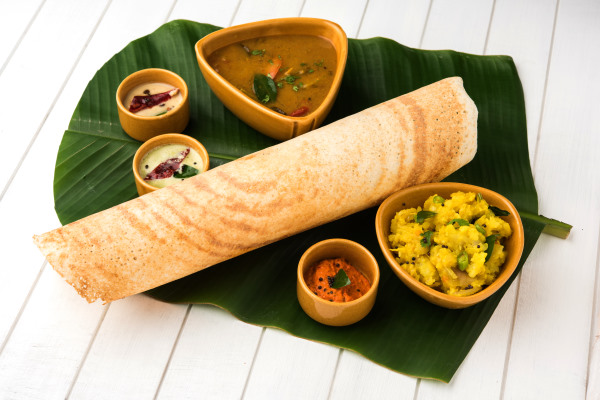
195, 17, 348, 125
132, 133, 210, 193
375, 182, 525, 308
116, 68, 189, 122
297, 238, 380, 308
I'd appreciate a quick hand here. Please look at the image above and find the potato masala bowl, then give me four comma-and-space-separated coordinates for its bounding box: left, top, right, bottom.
375, 182, 525, 309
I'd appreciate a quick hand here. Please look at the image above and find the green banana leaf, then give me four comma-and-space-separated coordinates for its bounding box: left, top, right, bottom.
54, 20, 544, 382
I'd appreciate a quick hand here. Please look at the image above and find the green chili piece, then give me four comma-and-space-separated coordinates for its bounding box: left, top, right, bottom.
457, 251, 469, 271
433, 195, 445, 204
475, 224, 487, 236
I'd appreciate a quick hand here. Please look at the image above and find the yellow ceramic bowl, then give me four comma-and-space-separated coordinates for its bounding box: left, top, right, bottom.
132, 133, 210, 196
375, 182, 525, 309
116, 68, 190, 141
297, 239, 379, 326
195, 17, 348, 141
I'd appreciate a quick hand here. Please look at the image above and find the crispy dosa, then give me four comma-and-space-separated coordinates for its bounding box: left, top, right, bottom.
34, 77, 478, 303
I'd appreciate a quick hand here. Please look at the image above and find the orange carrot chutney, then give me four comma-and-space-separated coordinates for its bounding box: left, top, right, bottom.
304, 258, 371, 302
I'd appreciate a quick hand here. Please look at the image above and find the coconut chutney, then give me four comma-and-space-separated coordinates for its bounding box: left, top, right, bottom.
124, 82, 183, 117
139, 144, 204, 188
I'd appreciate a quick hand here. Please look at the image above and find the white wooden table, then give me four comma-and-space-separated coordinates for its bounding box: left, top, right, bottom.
1, 0, 599, 399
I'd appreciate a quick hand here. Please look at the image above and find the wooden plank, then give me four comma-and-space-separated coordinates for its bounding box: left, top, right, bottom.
0, 0, 44, 71
0, 0, 109, 195
231, 0, 305, 26
0, 0, 110, 350
590, 244, 600, 399
0, 0, 182, 398
156, 305, 263, 399
329, 351, 416, 400
589, 318, 600, 399
169, 0, 240, 27
418, 283, 518, 398
421, 0, 493, 54
68, 296, 187, 399
300, 0, 368, 37
0, 267, 106, 399
243, 328, 339, 400
358, 0, 430, 47
503, 0, 600, 397
485, 0, 557, 160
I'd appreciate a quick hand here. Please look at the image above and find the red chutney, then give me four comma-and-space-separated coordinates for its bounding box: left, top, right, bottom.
304, 258, 371, 302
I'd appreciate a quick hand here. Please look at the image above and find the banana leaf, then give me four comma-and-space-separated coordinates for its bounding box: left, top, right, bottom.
54, 20, 545, 382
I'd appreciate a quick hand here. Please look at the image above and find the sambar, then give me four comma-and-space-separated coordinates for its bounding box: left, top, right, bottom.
207, 35, 337, 117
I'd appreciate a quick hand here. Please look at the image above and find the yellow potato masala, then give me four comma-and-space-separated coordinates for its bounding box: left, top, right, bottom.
388, 191, 512, 296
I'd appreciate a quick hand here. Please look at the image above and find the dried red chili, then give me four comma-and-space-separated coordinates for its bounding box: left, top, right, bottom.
144, 148, 190, 181
129, 89, 176, 113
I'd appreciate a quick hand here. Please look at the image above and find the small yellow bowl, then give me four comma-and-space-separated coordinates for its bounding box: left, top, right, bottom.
195, 17, 348, 141
375, 182, 525, 309
297, 239, 380, 326
132, 133, 210, 196
116, 68, 190, 141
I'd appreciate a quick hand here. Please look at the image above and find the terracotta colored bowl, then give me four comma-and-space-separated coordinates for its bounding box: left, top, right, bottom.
375, 182, 525, 309
297, 239, 380, 326
195, 17, 348, 141
116, 68, 190, 141
132, 133, 210, 196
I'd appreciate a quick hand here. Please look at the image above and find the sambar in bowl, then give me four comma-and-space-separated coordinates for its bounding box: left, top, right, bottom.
196, 18, 348, 141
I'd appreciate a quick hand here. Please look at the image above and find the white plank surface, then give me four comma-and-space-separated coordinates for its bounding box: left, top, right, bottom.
300, 0, 368, 37
421, 0, 493, 54
329, 350, 417, 400
68, 296, 187, 399
0, 0, 44, 72
0, 267, 106, 399
0, 0, 110, 352
0, 0, 598, 399
243, 328, 340, 399
503, 0, 600, 397
156, 306, 263, 400
358, 0, 431, 46
0, 0, 109, 195
485, 0, 558, 161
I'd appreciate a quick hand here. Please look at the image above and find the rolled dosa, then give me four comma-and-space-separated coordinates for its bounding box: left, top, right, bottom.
34, 77, 477, 303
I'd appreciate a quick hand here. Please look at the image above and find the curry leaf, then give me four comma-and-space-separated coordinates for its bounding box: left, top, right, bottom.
489, 206, 510, 216
420, 231, 433, 247
331, 269, 351, 289
416, 211, 437, 223
457, 251, 469, 271
253, 74, 277, 103
173, 164, 200, 179
485, 234, 499, 262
